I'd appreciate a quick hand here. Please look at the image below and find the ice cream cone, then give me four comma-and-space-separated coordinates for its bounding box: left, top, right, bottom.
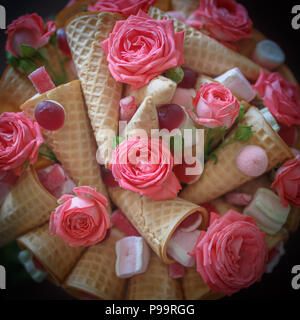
17, 223, 84, 285
234, 174, 271, 195
148, 6, 262, 81
171, 0, 199, 18
124, 96, 158, 139
0, 66, 35, 114
21, 80, 111, 213
180, 107, 293, 204
125, 76, 177, 107
63, 228, 126, 300
284, 206, 300, 234
66, 12, 123, 166
109, 187, 208, 264
0, 168, 57, 247
182, 267, 225, 300
126, 253, 183, 300
265, 229, 288, 250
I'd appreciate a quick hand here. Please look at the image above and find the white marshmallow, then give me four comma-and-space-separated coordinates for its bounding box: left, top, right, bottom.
167, 229, 200, 267
215, 67, 256, 102
252, 40, 285, 70
115, 236, 150, 278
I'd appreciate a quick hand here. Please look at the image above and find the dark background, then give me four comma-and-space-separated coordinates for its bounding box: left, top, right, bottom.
0, 0, 299, 300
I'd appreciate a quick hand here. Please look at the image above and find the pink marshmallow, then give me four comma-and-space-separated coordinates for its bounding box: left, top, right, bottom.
169, 263, 185, 279
215, 68, 256, 102
119, 96, 137, 122
37, 164, 76, 198
236, 145, 268, 177
225, 192, 253, 206
115, 236, 150, 278
167, 229, 200, 267
171, 87, 195, 110
28, 66, 55, 94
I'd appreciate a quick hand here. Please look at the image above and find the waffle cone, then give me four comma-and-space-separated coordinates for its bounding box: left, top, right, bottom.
126, 253, 183, 300
171, 0, 199, 17
235, 174, 271, 195
180, 107, 293, 204
125, 76, 177, 106
148, 6, 262, 81
0, 67, 35, 114
17, 223, 84, 285
0, 168, 57, 247
125, 96, 158, 139
284, 206, 300, 234
265, 229, 288, 250
183, 267, 225, 300
66, 12, 123, 166
109, 187, 208, 264
21, 80, 110, 213
63, 228, 126, 300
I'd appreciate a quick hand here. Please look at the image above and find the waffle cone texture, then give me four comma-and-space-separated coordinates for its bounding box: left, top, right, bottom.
0, 168, 57, 247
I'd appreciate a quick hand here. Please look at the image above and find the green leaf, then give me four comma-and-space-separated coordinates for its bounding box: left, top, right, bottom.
38, 143, 59, 163
38, 47, 50, 62
21, 45, 36, 58
112, 136, 125, 149
82, 6, 88, 12
6, 51, 20, 69
49, 33, 57, 46
234, 125, 253, 142
235, 105, 246, 123
165, 66, 184, 84
19, 58, 37, 75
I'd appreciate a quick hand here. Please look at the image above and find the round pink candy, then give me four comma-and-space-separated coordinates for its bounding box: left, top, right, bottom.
236, 145, 268, 177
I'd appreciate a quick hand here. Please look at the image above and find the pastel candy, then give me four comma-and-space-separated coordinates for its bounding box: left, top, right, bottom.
167, 229, 200, 267
171, 87, 195, 110
225, 192, 253, 206
169, 262, 185, 279
215, 67, 256, 102
18, 250, 48, 283
252, 40, 285, 70
115, 236, 151, 278
243, 188, 290, 234
119, 96, 137, 122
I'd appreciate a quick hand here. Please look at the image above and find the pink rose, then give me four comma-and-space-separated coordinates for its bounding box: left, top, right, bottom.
192, 210, 268, 295
101, 10, 184, 90
110, 138, 182, 200
187, 83, 240, 128
88, 0, 155, 17
271, 155, 300, 207
50, 186, 111, 247
186, 0, 252, 42
6, 13, 56, 57
0, 112, 43, 175
253, 70, 300, 127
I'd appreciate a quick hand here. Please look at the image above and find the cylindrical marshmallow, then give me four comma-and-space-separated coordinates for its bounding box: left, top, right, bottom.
252, 40, 285, 70
260, 108, 280, 132
214, 67, 256, 102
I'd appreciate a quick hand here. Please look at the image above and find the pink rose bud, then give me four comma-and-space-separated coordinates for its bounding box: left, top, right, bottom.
110, 138, 181, 200
29, 66, 55, 94
187, 83, 240, 129
193, 210, 268, 296
111, 209, 140, 237
115, 236, 150, 278
215, 68, 256, 102
167, 229, 200, 267
119, 96, 137, 122
169, 262, 185, 279
88, 0, 156, 17
252, 40, 285, 70
37, 164, 76, 199
0, 112, 43, 175
271, 155, 300, 207
5, 13, 56, 57
186, 0, 252, 42
101, 10, 184, 90
225, 192, 253, 207
49, 186, 111, 247
253, 70, 300, 127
